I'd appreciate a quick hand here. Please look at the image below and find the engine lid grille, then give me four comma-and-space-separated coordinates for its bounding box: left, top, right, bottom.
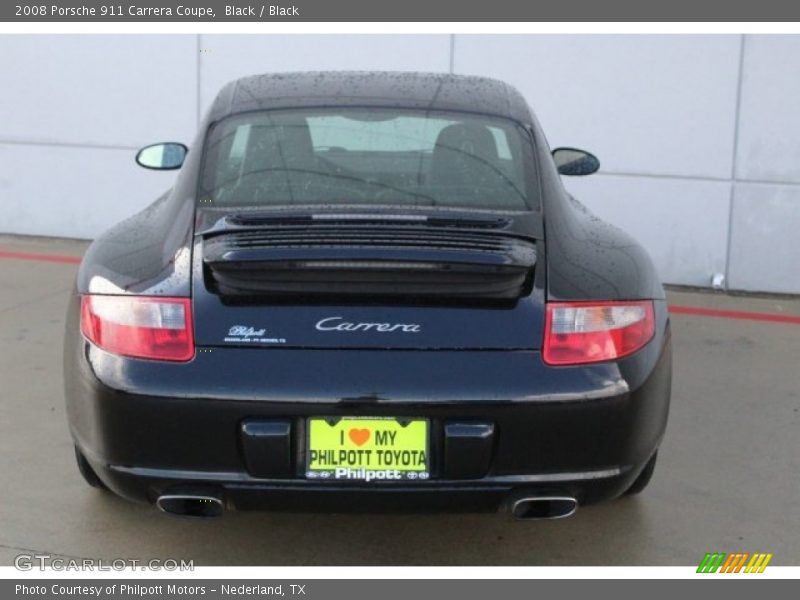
202, 226, 537, 302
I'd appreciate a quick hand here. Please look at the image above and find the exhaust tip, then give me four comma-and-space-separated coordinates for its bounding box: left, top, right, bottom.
511, 496, 578, 520
157, 493, 224, 518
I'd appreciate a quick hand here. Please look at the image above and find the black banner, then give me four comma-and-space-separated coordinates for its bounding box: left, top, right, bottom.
4, 0, 800, 22
4, 579, 797, 600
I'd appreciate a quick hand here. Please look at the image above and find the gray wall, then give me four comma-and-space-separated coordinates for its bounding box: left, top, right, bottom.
1, 34, 798, 294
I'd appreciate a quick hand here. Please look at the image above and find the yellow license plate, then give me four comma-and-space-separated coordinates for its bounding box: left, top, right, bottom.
306, 417, 429, 481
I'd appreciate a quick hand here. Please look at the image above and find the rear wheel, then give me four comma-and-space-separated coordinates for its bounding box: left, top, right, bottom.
74, 446, 108, 490
624, 451, 658, 495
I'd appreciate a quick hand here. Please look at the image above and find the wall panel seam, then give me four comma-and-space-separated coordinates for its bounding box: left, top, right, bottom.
724, 34, 747, 286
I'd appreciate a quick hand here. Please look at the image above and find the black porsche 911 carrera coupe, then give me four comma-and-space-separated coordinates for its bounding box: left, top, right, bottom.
64, 71, 671, 519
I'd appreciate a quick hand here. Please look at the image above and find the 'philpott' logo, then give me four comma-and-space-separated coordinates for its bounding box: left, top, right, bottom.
697, 552, 773, 573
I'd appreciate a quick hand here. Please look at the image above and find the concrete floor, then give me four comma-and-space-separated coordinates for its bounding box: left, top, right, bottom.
0, 234, 798, 566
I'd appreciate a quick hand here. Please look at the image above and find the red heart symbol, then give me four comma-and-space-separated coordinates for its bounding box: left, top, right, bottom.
348, 428, 370, 447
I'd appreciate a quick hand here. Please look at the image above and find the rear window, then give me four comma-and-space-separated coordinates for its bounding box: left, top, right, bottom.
199, 108, 539, 211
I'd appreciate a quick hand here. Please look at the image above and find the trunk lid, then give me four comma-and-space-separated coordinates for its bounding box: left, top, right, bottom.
191, 209, 545, 350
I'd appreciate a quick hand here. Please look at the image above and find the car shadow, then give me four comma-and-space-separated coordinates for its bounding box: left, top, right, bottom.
75, 490, 656, 566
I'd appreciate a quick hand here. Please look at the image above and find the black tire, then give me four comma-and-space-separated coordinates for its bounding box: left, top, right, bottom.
624, 451, 658, 496
74, 446, 108, 490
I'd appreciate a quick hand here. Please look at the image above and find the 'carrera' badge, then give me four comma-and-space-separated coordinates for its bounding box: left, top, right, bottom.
315, 316, 421, 333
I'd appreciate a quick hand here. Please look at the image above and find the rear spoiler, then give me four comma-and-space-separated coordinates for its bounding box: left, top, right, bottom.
202, 226, 537, 301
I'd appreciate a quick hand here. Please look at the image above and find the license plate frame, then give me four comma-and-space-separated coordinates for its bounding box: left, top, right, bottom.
305, 416, 430, 482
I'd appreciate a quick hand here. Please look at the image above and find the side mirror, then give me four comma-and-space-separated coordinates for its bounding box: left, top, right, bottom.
552, 147, 600, 176
135, 142, 188, 170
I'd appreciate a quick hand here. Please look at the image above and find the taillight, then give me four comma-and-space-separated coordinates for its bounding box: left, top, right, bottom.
543, 301, 655, 366
80, 296, 194, 362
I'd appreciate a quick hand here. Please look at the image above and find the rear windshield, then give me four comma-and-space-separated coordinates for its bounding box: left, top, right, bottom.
198, 108, 539, 211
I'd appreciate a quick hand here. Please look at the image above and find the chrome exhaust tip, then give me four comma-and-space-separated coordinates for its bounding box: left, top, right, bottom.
511, 496, 578, 520
156, 491, 224, 518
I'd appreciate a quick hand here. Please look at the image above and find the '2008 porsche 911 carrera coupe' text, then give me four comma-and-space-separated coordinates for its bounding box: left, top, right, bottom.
64, 72, 671, 519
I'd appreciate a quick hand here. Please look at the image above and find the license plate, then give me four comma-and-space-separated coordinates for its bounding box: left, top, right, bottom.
306, 417, 429, 481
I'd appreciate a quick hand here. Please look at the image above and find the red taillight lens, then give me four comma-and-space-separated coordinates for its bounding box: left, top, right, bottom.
543, 301, 655, 366
80, 296, 194, 362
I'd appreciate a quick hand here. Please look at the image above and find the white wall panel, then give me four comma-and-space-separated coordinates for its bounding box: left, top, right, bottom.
736, 36, 800, 183
728, 183, 800, 294
563, 174, 731, 287
0, 35, 197, 148
0, 144, 177, 240
453, 35, 741, 180
198, 35, 451, 116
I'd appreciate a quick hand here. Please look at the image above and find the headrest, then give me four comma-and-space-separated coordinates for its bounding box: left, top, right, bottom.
430, 123, 501, 188
243, 117, 316, 173
433, 123, 499, 162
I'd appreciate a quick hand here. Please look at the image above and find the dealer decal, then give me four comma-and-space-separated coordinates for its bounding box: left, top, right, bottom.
224, 325, 285, 344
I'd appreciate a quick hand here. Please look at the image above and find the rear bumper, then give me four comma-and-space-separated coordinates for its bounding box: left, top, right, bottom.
64, 311, 671, 513
97, 466, 632, 514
